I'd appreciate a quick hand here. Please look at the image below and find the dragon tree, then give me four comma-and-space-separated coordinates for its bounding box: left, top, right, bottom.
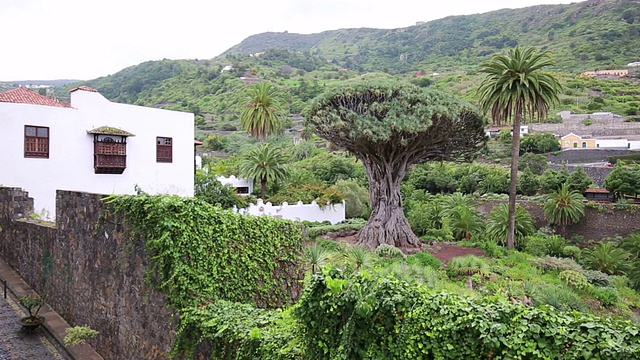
305, 80, 486, 249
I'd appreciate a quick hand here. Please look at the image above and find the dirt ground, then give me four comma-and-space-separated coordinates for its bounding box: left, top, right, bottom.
328, 232, 485, 263
427, 243, 487, 263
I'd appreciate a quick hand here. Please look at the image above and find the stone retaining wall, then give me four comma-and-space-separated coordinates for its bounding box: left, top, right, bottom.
476, 199, 640, 241
0, 188, 174, 360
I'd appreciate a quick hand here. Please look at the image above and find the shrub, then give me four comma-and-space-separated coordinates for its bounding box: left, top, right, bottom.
584, 270, 614, 287
486, 204, 537, 246
532, 256, 583, 272
406, 252, 442, 270
593, 287, 620, 307
375, 244, 406, 260
583, 243, 631, 275
375, 262, 438, 287
533, 285, 587, 312
562, 245, 581, 259
306, 223, 365, 239
559, 270, 589, 289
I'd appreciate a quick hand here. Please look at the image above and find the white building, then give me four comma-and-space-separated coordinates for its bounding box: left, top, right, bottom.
0, 86, 195, 219
216, 175, 253, 195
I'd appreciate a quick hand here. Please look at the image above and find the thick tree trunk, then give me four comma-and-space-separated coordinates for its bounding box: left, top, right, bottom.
356, 158, 420, 249
507, 111, 523, 249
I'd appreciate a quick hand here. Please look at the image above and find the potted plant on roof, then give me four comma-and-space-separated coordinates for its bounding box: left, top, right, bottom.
18, 294, 46, 331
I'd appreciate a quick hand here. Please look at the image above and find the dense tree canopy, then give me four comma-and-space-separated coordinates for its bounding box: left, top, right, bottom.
305, 80, 486, 248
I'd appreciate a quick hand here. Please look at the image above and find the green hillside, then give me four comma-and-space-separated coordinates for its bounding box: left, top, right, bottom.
54, 0, 640, 131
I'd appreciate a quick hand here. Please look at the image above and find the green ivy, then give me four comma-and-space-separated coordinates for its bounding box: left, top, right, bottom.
104, 194, 304, 357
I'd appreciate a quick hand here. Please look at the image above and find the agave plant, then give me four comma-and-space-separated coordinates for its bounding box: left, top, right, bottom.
447, 255, 490, 290
543, 183, 585, 235
582, 242, 631, 275
343, 246, 376, 273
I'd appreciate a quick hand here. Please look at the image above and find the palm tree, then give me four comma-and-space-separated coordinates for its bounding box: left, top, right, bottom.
583, 243, 631, 275
447, 255, 490, 290
240, 82, 283, 141
543, 183, 586, 236
239, 144, 289, 199
478, 47, 562, 249
486, 203, 537, 248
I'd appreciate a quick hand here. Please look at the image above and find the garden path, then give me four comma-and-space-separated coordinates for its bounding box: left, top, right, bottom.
0, 291, 71, 360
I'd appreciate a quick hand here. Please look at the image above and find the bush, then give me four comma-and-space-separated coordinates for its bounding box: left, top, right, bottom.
305, 223, 365, 239
533, 285, 587, 312
406, 252, 442, 270
375, 244, 406, 260
562, 245, 581, 259
593, 287, 620, 307
532, 256, 583, 272
584, 270, 614, 287
559, 270, 589, 289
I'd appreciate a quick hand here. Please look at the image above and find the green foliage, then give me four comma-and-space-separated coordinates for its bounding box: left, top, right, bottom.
105, 194, 303, 309
584, 270, 614, 287
567, 167, 594, 193
518, 169, 540, 196
295, 271, 640, 359
532, 256, 584, 273
18, 294, 46, 319
447, 255, 491, 289
330, 179, 370, 219
562, 245, 581, 260
533, 284, 587, 312
594, 287, 620, 307
239, 143, 289, 199
374, 244, 406, 260
523, 233, 567, 257
559, 270, 589, 289
406, 252, 442, 270
305, 222, 365, 239
608, 154, 640, 165
519, 152, 548, 175
269, 184, 343, 206
64, 326, 99, 347
583, 242, 632, 276
173, 300, 304, 360
194, 170, 249, 209
544, 183, 586, 229
605, 163, 640, 198
302, 244, 330, 273
486, 203, 537, 246
520, 132, 560, 154
621, 233, 640, 290
539, 167, 571, 193
240, 82, 283, 141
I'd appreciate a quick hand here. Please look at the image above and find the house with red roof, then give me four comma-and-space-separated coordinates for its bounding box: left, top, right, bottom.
0, 86, 195, 219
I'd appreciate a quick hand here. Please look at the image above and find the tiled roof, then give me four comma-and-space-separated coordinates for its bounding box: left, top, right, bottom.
194, 140, 203, 145
69, 86, 99, 93
0, 87, 71, 108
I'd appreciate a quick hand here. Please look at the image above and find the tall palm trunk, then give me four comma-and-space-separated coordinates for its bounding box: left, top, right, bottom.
260, 178, 267, 199
507, 105, 523, 249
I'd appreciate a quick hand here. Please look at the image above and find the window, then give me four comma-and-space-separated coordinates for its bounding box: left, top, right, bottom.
156, 137, 172, 163
564, 141, 570, 147
573, 141, 578, 148
24, 125, 50, 158
582, 142, 587, 148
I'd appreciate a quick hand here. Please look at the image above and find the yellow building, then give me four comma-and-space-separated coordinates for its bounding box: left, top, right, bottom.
560, 133, 597, 149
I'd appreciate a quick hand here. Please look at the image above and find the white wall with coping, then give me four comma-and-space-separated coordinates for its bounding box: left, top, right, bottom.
0, 89, 194, 219
236, 199, 346, 224
216, 175, 253, 195
596, 139, 631, 149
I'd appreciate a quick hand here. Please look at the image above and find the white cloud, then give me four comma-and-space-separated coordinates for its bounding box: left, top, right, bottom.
0, 0, 576, 80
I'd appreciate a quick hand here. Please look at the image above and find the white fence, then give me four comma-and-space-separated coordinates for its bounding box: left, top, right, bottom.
235, 199, 346, 224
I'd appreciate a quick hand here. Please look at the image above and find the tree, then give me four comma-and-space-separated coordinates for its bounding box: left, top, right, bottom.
567, 167, 593, 193
543, 183, 585, 236
605, 163, 640, 199
447, 255, 490, 290
194, 170, 249, 209
519, 152, 548, 175
486, 203, 537, 247
239, 144, 289, 199
478, 47, 562, 249
240, 82, 283, 141
305, 80, 486, 249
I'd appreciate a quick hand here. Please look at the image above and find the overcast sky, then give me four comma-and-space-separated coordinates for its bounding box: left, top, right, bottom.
0, 0, 578, 81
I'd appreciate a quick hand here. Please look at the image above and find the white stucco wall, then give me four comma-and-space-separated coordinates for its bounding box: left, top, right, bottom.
216, 175, 253, 195
236, 199, 346, 224
0, 89, 194, 219
596, 139, 629, 149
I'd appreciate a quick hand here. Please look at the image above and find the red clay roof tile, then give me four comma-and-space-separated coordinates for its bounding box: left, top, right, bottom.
69, 86, 99, 93
0, 87, 71, 108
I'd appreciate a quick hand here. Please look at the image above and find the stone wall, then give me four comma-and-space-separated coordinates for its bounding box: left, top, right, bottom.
476, 199, 640, 241
547, 164, 614, 187
0, 188, 175, 360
